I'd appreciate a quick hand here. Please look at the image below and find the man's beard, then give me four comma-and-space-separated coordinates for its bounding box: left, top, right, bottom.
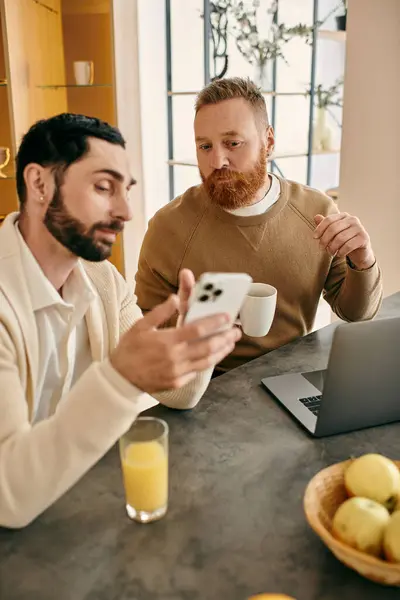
43, 186, 124, 262
201, 148, 268, 210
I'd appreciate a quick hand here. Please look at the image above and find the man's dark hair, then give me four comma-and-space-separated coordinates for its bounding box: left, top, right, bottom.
16, 113, 126, 207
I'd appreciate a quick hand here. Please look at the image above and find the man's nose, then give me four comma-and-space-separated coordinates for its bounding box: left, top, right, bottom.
111, 193, 133, 222
209, 147, 229, 170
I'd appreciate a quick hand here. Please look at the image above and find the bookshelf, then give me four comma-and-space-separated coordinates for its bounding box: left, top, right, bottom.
0, 8, 17, 220
0, 0, 126, 273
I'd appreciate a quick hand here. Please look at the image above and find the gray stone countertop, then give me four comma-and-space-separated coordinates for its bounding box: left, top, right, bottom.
1, 293, 400, 600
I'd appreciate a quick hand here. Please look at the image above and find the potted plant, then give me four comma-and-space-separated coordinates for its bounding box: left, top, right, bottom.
209, 0, 317, 90
336, 0, 347, 31
232, 1, 317, 90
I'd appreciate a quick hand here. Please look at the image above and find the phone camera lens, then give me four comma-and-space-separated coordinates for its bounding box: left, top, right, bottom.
204, 283, 214, 291
199, 294, 209, 302
213, 289, 223, 297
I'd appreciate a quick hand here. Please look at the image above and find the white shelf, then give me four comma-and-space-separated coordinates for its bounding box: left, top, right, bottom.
326, 187, 339, 200
272, 149, 340, 160
318, 29, 347, 42
168, 159, 197, 167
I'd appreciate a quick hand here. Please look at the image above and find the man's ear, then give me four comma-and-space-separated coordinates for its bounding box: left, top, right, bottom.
23, 163, 54, 208
266, 125, 275, 157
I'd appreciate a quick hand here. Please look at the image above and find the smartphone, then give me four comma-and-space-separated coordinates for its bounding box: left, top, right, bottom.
184, 272, 253, 331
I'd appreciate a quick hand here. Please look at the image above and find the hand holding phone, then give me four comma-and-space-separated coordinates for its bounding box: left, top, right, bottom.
184, 272, 253, 334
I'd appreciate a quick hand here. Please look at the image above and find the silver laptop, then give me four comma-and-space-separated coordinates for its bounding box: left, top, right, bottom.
261, 316, 400, 437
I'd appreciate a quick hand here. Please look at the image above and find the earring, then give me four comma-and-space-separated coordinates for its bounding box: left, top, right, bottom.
39, 195, 44, 202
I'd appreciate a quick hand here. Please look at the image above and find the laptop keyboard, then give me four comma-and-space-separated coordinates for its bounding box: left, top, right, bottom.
299, 395, 322, 416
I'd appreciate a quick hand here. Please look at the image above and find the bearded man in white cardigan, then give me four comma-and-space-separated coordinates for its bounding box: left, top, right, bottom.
0, 113, 240, 528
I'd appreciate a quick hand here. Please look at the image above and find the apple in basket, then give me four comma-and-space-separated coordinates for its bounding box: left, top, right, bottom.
344, 453, 400, 511
384, 511, 400, 562
332, 496, 391, 556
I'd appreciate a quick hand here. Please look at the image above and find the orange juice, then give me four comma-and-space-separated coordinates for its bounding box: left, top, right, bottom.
121, 441, 168, 513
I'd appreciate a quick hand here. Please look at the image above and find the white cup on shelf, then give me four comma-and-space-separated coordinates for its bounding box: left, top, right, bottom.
73, 61, 94, 86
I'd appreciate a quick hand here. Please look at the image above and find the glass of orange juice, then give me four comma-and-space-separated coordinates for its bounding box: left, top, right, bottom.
119, 417, 168, 523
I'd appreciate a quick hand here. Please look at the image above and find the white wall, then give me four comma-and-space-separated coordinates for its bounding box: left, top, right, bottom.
339, 0, 400, 296
137, 0, 170, 220
112, 0, 147, 283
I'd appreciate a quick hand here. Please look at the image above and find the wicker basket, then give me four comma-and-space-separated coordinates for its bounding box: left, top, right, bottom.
304, 459, 400, 586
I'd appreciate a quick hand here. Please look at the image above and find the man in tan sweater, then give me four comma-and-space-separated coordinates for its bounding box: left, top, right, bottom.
135, 77, 382, 372
0, 114, 240, 528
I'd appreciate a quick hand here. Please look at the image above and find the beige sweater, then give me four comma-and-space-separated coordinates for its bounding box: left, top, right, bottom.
0, 213, 212, 528
135, 177, 383, 371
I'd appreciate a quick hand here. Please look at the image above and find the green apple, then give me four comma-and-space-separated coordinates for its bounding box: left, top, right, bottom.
384, 511, 400, 563
332, 497, 390, 556
344, 454, 400, 511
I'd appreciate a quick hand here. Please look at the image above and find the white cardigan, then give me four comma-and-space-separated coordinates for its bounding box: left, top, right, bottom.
0, 213, 211, 528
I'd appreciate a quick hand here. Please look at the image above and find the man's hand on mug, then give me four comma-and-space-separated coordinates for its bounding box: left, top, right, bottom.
110, 294, 241, 394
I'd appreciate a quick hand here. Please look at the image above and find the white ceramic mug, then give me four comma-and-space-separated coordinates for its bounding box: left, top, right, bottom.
239, 283, 277, 337
73, 61, 94, 85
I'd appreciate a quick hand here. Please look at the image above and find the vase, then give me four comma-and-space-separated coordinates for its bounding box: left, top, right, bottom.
313, 107, 333, 152
253, 61, 273, 92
